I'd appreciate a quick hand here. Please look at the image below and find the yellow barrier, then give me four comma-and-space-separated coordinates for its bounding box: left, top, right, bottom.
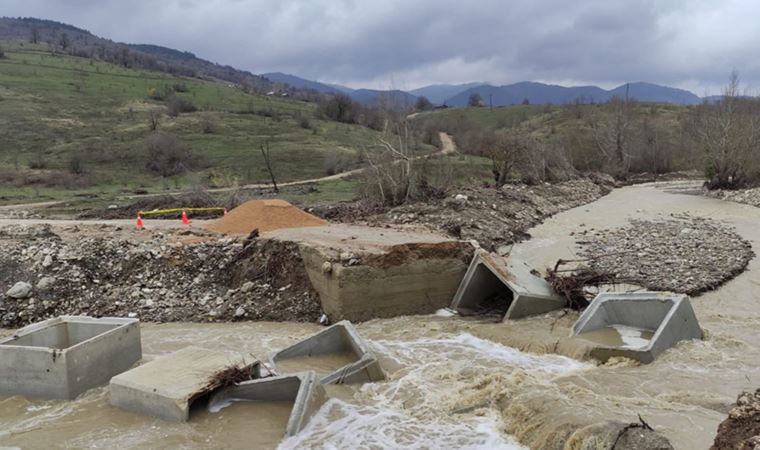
138, 207, 226, 216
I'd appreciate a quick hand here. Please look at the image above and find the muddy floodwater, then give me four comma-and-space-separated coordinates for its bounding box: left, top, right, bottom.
1, 181, 759, 449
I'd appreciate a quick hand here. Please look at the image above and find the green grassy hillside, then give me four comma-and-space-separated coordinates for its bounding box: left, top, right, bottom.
0, 41, 384, 204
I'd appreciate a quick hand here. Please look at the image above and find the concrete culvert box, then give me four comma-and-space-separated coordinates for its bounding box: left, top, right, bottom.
451, 250, 566, 320
209, 371, 326, 437
110, 346, 260, 422
272, 320, 384, 384
0, 316, 141, 400
571, 292, 703, 364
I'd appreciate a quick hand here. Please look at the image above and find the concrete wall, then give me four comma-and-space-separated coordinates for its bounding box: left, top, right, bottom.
0, 316, 141, 399
301, 246, 469, 322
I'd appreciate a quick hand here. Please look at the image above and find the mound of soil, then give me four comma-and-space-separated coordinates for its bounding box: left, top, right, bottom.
206, 199, 326, 234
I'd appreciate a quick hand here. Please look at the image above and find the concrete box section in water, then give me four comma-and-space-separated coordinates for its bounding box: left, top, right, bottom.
572, 292, 703, 364
210, 371, 326, 437
451, 250, 566, 320
110, 346, 260, 422
272, 320, 385, 384
0, 316, 141, 400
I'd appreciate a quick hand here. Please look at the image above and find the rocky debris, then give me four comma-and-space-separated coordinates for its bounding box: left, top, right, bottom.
6, 282, 32, 299
578, 214, 754, 295
707, 186, 760, 209
0, 225, 321, 328
313, 179, 610, 251
568, 420, 674, 449
711, 389, 760, 450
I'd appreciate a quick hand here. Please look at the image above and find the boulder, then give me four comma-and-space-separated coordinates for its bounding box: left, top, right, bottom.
36, 277, 56, 291
6, 282, 33, 299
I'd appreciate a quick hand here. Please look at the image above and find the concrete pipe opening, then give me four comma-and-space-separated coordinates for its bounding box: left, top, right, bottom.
454, 263, 515, 319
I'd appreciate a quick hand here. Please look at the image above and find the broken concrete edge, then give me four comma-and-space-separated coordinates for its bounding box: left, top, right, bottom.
450, 249, 566, 320
0, 316, 142, 400
209, 371, 326, 437
271, 320, 385, 384
109, 346, 260, 422
572, 292, 703, 364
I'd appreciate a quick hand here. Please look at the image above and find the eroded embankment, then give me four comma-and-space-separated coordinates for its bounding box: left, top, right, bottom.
314, 178, 612, 252
0, 225, 321, 327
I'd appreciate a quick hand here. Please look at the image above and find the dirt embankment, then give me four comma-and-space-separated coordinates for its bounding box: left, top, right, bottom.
711, 389, 760, 450
0, 225, 321, 328
313, 178, 612, 252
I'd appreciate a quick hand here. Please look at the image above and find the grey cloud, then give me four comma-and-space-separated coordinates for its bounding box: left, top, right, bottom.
2, 0, 759, 93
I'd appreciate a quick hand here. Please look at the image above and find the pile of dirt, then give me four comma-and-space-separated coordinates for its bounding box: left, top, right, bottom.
0, 224, 321, 327
577, 214, 754, 295
206, 199, 327, 235
711, 389, 760, 450
313, 178, 611, 252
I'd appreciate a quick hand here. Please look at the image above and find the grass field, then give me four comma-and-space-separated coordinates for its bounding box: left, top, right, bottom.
0, 41, 390, 205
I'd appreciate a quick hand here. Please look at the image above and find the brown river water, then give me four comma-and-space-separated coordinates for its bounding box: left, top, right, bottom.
1, 181, 759, 449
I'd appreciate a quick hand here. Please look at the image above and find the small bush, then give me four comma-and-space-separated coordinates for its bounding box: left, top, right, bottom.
166, 94, 197, 117
68, 155, 84, 174
200, 113, 220, 134
299, 116, 311, 129
144, 132, 201, 177
0, 46, 5, 59
323, 150, 355, 175
172, 82, 189, 93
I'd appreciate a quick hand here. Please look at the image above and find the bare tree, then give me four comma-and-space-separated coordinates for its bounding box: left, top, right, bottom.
590, 96, 635, 177
30, 27, 40, 44
148, 110, 161, 131
688, 71, 760, 188
260, 140, 279, 193
468, 93, 483, 107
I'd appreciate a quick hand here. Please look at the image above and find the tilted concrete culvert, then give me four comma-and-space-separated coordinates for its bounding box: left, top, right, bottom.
209, 371, 326, 437
0, 316, 141, 400
271, 320, 385, 384
451, 250, 566, 320
571, 292, 703, 363
110, 346, 260, 422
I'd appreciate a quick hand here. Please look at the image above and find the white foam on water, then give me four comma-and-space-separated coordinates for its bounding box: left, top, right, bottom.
372, 332, 589, 374
279, 333, 587, 449
279, 398, 525, 450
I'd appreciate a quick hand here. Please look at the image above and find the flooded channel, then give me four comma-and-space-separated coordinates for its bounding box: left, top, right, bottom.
1, 182, 759, 449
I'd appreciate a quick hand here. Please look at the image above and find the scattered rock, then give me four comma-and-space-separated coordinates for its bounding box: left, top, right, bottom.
36, 277, 56, 291
578, 214, 754, 295
6, 282, 32, 299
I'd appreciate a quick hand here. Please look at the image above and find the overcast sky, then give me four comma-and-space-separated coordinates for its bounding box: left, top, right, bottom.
3, 0, 760, 94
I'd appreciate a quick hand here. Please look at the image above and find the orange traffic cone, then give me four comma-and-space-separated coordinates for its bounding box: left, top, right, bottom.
181, 210, 189, 225
136, 214, 144, 229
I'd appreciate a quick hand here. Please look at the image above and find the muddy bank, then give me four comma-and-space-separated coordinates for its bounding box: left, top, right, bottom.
578, 214, 754, 295
0, 225, 321, 328
711, 389, 760, 450
314, 178, 611, 251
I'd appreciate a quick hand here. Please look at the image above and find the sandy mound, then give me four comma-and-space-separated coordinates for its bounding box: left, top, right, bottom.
206, 199, 327, 234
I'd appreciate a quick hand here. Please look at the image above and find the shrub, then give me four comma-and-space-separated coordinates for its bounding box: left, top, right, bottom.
166, 94, 197, 117
68, 155, 84, 174
144, 132, 200, 177
199, 113, 219, 134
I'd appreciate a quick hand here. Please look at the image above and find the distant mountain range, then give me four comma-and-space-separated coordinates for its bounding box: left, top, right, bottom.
263, 72, 704, 106
263, 72, 417, 106
0, 17, 711, 108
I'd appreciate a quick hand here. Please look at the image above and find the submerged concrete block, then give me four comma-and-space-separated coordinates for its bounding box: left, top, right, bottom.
0, 316, 141, 400
451, 250, 566, 320
110, 346, 260, 422
209, 371, 326, 437
272, 320, 384, 384
572, 292, 703, 363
